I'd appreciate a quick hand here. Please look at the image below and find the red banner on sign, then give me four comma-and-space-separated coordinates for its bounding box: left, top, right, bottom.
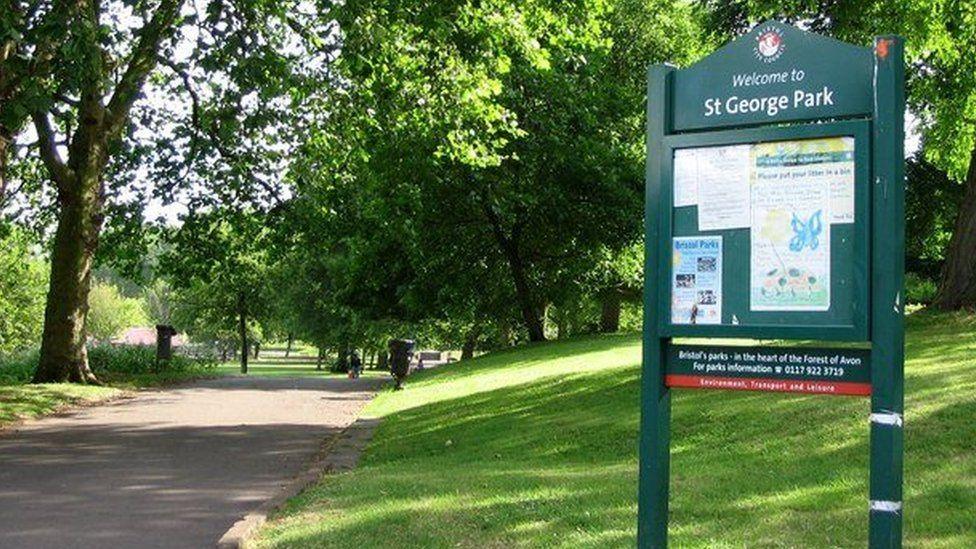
665, 374, 871, 396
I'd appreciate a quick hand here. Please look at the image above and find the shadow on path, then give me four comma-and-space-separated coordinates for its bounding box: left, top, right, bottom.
0, 375, 384, 549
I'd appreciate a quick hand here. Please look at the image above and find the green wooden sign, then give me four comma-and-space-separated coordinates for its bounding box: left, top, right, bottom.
666, 344, 871, 396
672, 22, 874, 130
640, 21, 905, 548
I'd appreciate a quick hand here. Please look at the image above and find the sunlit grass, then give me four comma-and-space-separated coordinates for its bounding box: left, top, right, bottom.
215, 358, 390, 379
254, 310, 975, 548
0, 383, 123, 427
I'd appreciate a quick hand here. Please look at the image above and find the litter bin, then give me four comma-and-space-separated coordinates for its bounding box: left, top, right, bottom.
156, 325, 177, 359
155, 325, 178, 372
388, 338, 414, 390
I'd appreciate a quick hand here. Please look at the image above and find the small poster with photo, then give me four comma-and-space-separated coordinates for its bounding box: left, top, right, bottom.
672, 236, 723, 324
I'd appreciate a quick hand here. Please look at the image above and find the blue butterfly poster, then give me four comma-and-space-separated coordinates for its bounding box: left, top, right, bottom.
750, 155, 831, 311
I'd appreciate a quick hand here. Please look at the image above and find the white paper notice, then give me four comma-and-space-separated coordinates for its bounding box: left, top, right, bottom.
671, 236, 723, 324
750, 169, 831, 311
751, 137, 855, 224
696, 144, 751, 231
829, 137, 856, 223
673, 149, 698, 207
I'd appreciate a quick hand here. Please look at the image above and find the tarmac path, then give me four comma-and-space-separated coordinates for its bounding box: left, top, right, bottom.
0, 375, 384, 548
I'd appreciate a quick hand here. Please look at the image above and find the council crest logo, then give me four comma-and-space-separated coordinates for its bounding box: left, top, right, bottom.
754, 26, 785, 63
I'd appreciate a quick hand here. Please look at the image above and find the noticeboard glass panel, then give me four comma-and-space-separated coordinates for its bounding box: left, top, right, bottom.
658, 120, 870, 341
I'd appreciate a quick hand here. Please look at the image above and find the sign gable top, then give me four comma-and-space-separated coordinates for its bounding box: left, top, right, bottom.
670, 21, 874, 131
680, 20, 871, 75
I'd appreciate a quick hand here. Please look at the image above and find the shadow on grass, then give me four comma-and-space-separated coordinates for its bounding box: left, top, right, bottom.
0, 384, 121, 425
258, 315, 975, 548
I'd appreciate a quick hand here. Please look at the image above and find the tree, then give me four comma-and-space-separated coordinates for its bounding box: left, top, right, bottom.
306, 0, 699, 341
160, 209, 272, 373
905, 154, 960, 277
143, 278, 176, 326
1, 0, 335, 383
4, 0, 183, 383
86, 281, 149, 342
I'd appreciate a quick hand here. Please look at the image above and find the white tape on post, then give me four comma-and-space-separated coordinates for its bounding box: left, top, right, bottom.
869, 500, 902, 513
869, 411, 903, 427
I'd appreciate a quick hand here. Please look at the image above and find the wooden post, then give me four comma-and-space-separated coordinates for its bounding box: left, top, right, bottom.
638, 63, 674, 549
869, 35, 905, 549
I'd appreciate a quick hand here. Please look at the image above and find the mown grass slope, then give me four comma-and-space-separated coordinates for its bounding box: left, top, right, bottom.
256, 311, 976, 548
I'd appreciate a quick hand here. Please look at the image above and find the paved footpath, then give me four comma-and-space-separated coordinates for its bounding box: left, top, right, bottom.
0, 375, 384, 549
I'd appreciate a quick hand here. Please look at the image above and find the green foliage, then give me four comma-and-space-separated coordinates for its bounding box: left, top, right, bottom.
905, 154, 961, 272
86, 281, 150, 342
0, 225, 48, 355
143, 278, 176, 325
87, 345, 216, 378
160, 208, 275, 371
905, 273, 939, 306
279, 0, 700, 346
256, 311, 976, 547
1, 345, 216, 386
0, 349, 39, 385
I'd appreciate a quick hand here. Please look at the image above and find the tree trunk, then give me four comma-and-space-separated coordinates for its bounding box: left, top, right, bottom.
461, 332, 476, 360
494, 238, 544, 340
253, 341, 260, 359
497, 318, 513, 348
316, 347, 324, 371
238, 294, 248, 374
504, 251, 545, 341
0, 134, 9, 208
285, 333, 294, 357
32, 170, 104, 384
934, 144, 976, 309
600, 291, 622, 333
377, 350, 388, 371
481, 197, 545, 341
334, 345, 350, 373
553, 307, 567, 339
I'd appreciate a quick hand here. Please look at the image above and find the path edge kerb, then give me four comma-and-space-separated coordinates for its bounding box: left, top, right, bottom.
216, 416, 382, 549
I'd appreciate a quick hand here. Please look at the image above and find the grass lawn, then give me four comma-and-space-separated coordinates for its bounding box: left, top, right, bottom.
0, 383, 125, 427
216, 342, 391, 379
254, 310, 976, 548
0, 368, 225, 429
216, 355, 390, 380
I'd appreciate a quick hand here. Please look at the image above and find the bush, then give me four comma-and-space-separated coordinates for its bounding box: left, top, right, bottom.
87, 282, 149, 342
0, 226, 48, 355
88, 344, 217, 377
905, 272, 939, 305
0, 345, 217, 385
0, 350, 40, 385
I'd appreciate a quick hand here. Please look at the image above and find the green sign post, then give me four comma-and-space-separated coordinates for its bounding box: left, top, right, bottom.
640, 22, 905, 547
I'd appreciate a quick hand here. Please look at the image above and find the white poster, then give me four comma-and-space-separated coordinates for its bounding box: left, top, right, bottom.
752, 137, 855, 224
695, 144, 751, 231
673, 148, 699, 207
750, 164, 831, 311
672, 236, 723, 324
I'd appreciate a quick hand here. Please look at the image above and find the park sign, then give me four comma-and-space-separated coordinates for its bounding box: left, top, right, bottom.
672, 22, 873, 130
640, 21, 905, 548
